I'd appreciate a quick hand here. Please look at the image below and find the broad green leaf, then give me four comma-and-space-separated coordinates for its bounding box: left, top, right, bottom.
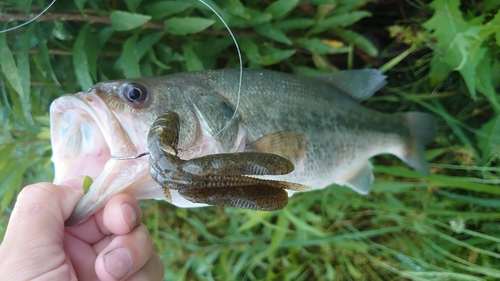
86, 31, 100, 81
52, 21, 74, 41
332, 28, 378, 57
75, 0, 86, 12
17, 25, 33, 106
97, 26, 114, 48
0, 144, 16, 171
484, 0, 500, 11
0, 86, 13, 123
35, 25, 60, 86
238, 37, 261, 65
423, 0, 469, 45
196, 37, 233, 58
164, 17, 215, 35
274, 18, 314, 31
294, 38, 348, 54
184, 0, 223, 15
265, 0, 299, 19
446, 27, 484, 97
136, 31, 166, 60
141, 61, 154, 77
0, 34, 24, 98
254, 23, 292, 45
476, 115, 500, 165
312, 52, 338, 72
480, 10, 500, 47
475, 52, 500, 112
7, 0, 32, 9
225, 0, 249, 19
428, 55, 452, 87
226, 8, 272, 28
125, 0, 142, 12
145, 1, 192, 20
147, 50, 171, 70
155, 44, 183, 63
0, 161, 31, 213
73, 24, 93, 90
121, 33, 141, 78
260, 46, 295, 65
307, 0, 340, 4
182, 43, 204, 71
336, 0, 372, 12
309, 11, 371, 34
110, 11, 152, 31
292, 66, 328, 76
422, 0, 493, 100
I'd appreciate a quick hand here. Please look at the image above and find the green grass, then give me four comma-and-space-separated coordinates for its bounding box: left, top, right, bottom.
1, 0, 500, 280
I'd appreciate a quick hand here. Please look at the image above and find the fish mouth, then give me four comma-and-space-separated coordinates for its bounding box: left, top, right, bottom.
50, 92, 162, 226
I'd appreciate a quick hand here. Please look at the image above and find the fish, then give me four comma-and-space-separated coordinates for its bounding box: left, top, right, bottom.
50, 68, 437, 226
146, 110, 311, 211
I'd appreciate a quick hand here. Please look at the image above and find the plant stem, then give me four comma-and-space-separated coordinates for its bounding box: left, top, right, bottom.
0, 12, 165, 30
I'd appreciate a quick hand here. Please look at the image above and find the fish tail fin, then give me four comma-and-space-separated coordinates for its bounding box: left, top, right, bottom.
397, 112, 437, 175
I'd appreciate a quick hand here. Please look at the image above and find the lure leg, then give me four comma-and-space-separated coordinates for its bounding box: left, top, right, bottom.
181, 151, 295, 176
147, 111, 309, 211
178, 184, 289, 211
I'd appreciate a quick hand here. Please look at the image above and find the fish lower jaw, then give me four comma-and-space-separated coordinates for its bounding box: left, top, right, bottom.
51, 94, 154, 225
65, 157, 156, 226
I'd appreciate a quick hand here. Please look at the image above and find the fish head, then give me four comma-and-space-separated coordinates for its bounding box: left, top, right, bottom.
50, 78, 198, 226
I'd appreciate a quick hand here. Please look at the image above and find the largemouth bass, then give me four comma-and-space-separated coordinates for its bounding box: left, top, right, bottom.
50, 68, 437, 225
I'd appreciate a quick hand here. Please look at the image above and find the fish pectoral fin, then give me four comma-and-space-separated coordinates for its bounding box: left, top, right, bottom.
342, 161, 374, 195
190, 95, 240, 149
314, 69, 386, 102
177, 185, 288, 211
250, 131, 307, 163
182, 152, 295, 176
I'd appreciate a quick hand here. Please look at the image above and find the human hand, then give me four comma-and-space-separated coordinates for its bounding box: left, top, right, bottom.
0, 179, 164, 281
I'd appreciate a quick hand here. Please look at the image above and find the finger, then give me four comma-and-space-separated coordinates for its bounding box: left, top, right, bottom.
2, 182, 83, 252
66, 193, 142, 244
63, 231, 99, 280
101, 193, 143, 235
125, 254, 164, 281
95, 224, 154, 281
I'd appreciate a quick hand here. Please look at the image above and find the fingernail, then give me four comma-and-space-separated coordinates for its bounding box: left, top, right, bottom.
121, 203, 137, 228
104, 247, 133, 280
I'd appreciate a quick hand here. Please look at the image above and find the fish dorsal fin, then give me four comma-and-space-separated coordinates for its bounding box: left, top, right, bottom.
342, 161, 374, 194
314, 69, 387, 102
250, 131, 307, 164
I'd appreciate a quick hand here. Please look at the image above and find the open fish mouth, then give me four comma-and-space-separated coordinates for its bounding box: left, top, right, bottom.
50, 91, 158, 226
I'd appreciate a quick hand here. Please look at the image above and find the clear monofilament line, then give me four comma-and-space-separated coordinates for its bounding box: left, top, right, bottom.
0, 0, 57, 34
183, 0, 243, 152
114, 0, 244, 160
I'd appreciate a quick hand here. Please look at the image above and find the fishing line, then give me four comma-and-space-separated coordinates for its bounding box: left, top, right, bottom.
114, 0, 243, 161
0, 0, 56, 34
182, 0, 243, 153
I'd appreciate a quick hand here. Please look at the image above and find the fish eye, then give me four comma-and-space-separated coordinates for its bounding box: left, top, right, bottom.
122, 83, 148, 105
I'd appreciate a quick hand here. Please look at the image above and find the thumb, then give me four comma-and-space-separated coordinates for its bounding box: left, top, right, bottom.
2, 180, 83, 250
